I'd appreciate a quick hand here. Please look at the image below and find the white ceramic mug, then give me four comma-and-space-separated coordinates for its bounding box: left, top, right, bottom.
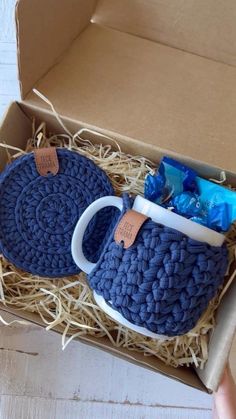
71, 195, 225, 338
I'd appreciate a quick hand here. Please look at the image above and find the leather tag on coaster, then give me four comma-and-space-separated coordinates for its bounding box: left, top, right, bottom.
114, 209, 148, 249
34, 148, 59, 176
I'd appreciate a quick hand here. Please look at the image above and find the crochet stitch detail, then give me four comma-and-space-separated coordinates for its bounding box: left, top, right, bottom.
88, 195, 228, 336
0, 149, 114, 277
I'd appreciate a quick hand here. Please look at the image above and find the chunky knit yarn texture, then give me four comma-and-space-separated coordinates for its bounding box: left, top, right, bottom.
88, 195, 228, 336
0, 149, 114, 277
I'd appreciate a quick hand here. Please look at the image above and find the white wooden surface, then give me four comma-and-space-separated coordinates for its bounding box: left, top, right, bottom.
0, 1, 235, 418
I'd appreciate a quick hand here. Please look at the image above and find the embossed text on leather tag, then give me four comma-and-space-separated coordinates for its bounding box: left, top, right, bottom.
34, 148, 59, 176
114, 209, 148, 249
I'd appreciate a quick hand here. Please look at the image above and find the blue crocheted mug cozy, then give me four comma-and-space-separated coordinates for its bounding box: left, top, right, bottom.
88, 194, 228, 336
0, 149, 115, 277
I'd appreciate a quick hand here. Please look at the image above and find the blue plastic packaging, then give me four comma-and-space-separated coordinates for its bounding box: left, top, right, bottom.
144, 157, 236, 232
195, 177, 235, 232
171, 192, 202, 218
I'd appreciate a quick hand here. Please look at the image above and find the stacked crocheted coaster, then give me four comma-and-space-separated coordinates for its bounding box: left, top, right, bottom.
0, 149, 114, 277
88, 195, 228, 336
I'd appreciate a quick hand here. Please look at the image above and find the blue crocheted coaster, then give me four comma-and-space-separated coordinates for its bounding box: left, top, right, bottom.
88, 194, 228, 336
0, 149, 114, 277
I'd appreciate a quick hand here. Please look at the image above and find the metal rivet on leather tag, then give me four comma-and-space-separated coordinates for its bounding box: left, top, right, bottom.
34, 148, 59, 177
114, 209, 148, 249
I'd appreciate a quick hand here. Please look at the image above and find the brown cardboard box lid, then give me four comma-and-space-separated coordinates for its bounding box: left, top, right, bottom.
16, 0, 236, 174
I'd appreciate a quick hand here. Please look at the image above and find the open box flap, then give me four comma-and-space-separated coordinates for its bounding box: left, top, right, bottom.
16, 0, 236, 173
197, 278, 236, 391
16, 0, 97, 98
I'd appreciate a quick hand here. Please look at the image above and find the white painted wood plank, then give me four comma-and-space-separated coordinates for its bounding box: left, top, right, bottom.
0, 395, 212, 419
0, 2, 20, 120
0, 315, 213, 409
0, 63, 18, 80
0, 42, 16, 51
0, 0, 17, 43
0, 43, 17, 64
0, 78, 20, 96
0, 43, 20, 118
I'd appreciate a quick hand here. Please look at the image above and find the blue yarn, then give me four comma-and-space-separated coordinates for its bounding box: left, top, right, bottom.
0, 149, 114, 277
88, 194, 228, 336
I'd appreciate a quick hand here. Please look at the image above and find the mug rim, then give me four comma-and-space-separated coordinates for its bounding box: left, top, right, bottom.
133, 195, 225, 247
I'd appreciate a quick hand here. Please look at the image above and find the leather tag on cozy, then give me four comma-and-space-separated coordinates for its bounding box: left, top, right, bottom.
87, 194, 228, 337
114, 209, 148, 248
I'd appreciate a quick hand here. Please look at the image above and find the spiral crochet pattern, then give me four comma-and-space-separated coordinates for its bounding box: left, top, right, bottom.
0, 149, 114, 277
88, 195, 228, 336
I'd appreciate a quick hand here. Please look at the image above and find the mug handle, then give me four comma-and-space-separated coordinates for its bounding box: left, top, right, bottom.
71, 196, 123, 274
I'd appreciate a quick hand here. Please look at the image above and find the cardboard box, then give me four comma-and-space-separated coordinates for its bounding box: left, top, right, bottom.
0, 0, 236, 392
